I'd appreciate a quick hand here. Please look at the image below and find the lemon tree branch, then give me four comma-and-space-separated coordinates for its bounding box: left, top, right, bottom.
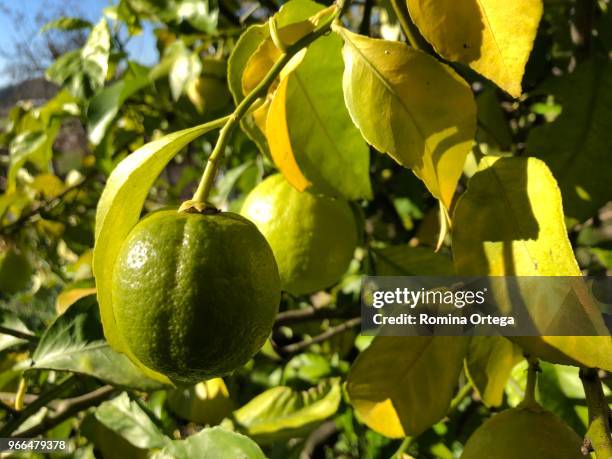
579, 368, 612, 458
191, 0, 348, 205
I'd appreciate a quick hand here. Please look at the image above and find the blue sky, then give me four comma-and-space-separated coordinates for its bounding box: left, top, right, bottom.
0, 0, 158, 86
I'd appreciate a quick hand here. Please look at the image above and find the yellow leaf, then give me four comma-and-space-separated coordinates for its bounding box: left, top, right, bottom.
453, 156, 612, 370
337, 28, 475, 208
266, 77, 311, 191
465, 336, 522, 407
347, 336, 469, 437
406, 0, 543, 98
56, 287, 97, 315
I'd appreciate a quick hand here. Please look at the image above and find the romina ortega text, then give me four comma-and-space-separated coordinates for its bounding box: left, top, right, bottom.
373, 313, 515, 327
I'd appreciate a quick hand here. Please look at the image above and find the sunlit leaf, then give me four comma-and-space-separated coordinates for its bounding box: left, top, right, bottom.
87, 68, 151, 144
95, 392, 170, 449
465, 336, 522, 407
152, 426, 266, 459
452, 156, 612, 370
29, 297, 166, 391
527, 58, 612, 223
93, 117, 226, 383
169, 44, 202, 101
167, 378, 234, 425
406, 0, 543, 97
81, 18, 111, 90
346, 336, 469, 437
266, 32, 372, 199
8, 130, 57, 191
233, 378, 341, 443
0, 311, 33, 352
41, 17, 92, 33
337, 28, 475, 208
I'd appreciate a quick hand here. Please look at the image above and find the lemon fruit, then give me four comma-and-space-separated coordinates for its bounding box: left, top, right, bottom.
241, 174, 357, 295
167, 378, 234, 425
462, 404, 583, 459
0, 248, 32, 294
112, 209, 281, 384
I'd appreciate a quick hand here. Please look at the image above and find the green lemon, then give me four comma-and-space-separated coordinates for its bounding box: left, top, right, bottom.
241, 174, 358, 295
462, 404, 583, 459
0, 248, 32, 294
112, 209, 281, 384
167, 378, 235, 425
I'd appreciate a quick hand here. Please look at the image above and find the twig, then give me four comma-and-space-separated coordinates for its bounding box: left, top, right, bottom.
15, 385, 115, 438
219, 2, 241, 26
521, 357, 540, 408
278, 317, 361, 354
300, 420, 338, 459
275, 306, 355, 326
388, 0, 428, 51
358, 0, 373, 35
0, 326, 38, 343
0, 375, 78, 437
393, 436, 413, 458
449, 381, 473, 413
579, 368, 612, 459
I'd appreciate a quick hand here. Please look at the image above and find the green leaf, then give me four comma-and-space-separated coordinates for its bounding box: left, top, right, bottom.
538, 362, 589, 435
87, 71, 151, 145
406, 0, 543, 97
169, 43, 202, 101
81, 414, 149, 459
29, 297, 166, 391
95, 392, 170, 449
46, 19, 110, 99
346, 336, 469, 438
227, 24, 269, 156
372, 245, 454, 276
46, 50, 86, 98
452, 156, 612, 370
336, 28, 476, 208
476, 87, 512, 150
233, 378, 341, 443
8, 128, 59, 191
0, 310, 33, 352
465, 336, 522, 407
41, 17, 92, 33
527, 58, 612, 223
282, 353, 333, 385
93, 117, 227, 383
267, 32, 372, 200
81, 18, 111, 91
126, 0, 219, 34
152, 426, 266, 459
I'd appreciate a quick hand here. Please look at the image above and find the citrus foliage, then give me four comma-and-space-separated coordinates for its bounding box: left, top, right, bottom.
0, 0, 611, 457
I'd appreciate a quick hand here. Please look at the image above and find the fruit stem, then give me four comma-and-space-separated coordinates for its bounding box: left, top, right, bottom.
579, 368, 612, 458
191, 0, 347, 204
521, 356, 539, 408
